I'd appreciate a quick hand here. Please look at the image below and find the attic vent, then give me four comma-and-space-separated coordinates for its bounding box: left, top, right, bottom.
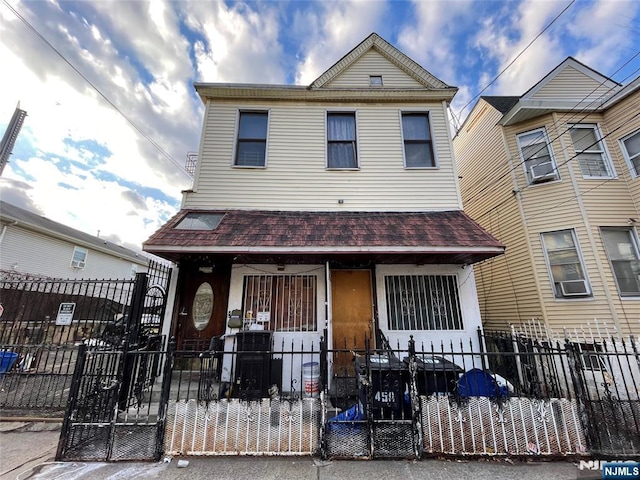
175, 212, 224, 231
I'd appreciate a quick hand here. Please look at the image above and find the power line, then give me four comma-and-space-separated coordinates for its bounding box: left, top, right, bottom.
462, 51, 640, 208
2, 0, 192, 179
454, 0, 576, 125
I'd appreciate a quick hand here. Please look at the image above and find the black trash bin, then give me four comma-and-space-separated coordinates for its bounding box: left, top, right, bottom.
403, 355, 463, 395
355, 354, 407, 419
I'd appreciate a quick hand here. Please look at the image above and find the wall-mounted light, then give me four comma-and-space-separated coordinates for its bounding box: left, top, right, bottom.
277, 264, 285, 271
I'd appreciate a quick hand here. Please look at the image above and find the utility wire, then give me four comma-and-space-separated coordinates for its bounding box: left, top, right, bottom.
454, 0, 576, 125
462, 51, 640, 208
2, 0, 192, 179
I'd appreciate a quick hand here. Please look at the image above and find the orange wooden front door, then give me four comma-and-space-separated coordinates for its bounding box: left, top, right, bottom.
331, 270, 374, 371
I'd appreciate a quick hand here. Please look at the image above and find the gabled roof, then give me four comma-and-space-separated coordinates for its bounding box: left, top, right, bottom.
309, 33, 452, 90
497, 57, 622, 126
194, 33, 457, 103
481, 96, 520, 115
143, 209, 504, 265
0, 201, 147, 265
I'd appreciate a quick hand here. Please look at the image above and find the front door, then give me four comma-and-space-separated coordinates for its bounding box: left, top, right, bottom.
176, 264, 231, 351
331, 269, 374, 371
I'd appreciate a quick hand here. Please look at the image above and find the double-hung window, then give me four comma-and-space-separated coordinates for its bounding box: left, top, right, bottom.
569, 124, 614, 178
235, 111, 268, 167
401, 113, 436, 168
541, 230, 591, 298
517, 128, 559, 184
620, 130, 640, 178
385, 275, 463, 330
601, 227, 640, 296
327, 112, 358, 169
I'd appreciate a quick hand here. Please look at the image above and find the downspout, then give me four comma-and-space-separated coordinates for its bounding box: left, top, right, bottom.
0, 220, 17, 244
325, 260, 332, 386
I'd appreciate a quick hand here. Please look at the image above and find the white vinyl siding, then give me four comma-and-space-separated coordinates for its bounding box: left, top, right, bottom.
325, 50, 423, 88
568, 124, 614, 178
186, 101, 461, 211
620, 130, 640, 178
0, 225, 147, 280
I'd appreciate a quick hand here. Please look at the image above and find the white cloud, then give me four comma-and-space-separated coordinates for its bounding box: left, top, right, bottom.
293, 0, 388, 85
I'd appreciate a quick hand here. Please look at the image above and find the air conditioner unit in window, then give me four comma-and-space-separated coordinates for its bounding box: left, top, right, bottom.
71, 260, 86, 269
560, 279, 589, 296
530, 162, 556, 183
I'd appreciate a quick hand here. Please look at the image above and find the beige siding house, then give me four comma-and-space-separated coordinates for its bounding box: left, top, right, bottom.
144, 33, 504, 380
454, 57, 640, 336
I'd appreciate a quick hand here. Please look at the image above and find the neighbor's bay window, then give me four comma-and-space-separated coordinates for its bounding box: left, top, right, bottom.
385, 275, 463, 330
541, 229, 591, 298
401, 112, 435, 168
327, 112, 358, 168
235, 111, 268, 167
242, 275, 317, 332
601, 227, 640, 296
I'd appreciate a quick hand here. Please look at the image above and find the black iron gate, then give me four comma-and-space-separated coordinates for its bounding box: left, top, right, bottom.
56, 270, 174, 462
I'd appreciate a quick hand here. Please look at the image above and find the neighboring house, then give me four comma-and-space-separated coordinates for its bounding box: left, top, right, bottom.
143, 33, 504, 371
453, 57, 640, 336
0, 200, 148, 280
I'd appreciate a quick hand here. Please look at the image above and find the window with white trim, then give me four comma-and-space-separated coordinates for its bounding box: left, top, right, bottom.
620, 130, 640, 178
71, 247, 87, 269
401, 112, 435, 168
385, 275, 463, 330
242, 275, 317, 332
601, 227, 640, 296
327, 112, 358, 169
569, 124, 614, 178
235, 111, 268, 167
517, 128, 559, 184
541, 230, 591, 298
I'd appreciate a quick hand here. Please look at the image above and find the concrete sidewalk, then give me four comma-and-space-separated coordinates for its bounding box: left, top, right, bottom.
0, 423, 584, 480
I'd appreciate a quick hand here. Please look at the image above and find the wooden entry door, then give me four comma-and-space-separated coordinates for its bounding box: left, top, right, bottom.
176, 264, 231, 351
331, 270, 374, 370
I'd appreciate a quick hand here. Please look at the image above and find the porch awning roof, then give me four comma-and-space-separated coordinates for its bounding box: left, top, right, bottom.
143, 209, 505, 265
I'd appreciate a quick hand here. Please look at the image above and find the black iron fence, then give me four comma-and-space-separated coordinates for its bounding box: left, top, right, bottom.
0, 260, 172, 418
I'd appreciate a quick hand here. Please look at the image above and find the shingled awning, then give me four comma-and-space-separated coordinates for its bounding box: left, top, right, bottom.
143, 210, 504, 265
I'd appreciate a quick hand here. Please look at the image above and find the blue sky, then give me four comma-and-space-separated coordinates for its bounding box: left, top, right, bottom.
1, 0, 639, 251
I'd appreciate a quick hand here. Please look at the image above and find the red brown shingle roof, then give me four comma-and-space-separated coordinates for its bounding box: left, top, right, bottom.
144, 210, 503, 255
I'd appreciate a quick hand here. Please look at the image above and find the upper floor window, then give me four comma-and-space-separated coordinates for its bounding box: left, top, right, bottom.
131, 263, 138, 278
385, 275, 463, 330
517, 128, 559, 185
71, 246, 87, 269
569, 124, 614, 178
235, 111, 268, 167
541, 229, 591, 298
620, 130, 640, 178
601, 227, 640, 296
401, 113, 436, 168
369, 75, 383, 86
327, 112, 358, 169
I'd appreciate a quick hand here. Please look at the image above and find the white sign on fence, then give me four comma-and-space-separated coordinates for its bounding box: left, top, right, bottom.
56, 302, 76, 326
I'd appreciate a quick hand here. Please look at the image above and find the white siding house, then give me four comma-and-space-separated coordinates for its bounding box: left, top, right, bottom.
0, 201, 148, 280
